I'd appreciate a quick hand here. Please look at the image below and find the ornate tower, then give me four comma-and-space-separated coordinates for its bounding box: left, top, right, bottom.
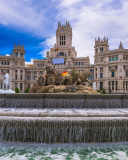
56, 21, 72, 48
94, 36, 109, 55
13, 43, 25, 59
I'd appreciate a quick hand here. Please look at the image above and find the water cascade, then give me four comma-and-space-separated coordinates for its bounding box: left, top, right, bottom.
0, 73, 15, 93
0, 94, 128, 143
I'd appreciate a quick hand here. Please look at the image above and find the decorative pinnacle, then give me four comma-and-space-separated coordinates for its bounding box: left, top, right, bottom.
119, 41, 123, 49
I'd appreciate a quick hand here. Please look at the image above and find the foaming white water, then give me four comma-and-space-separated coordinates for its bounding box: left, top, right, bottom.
0, 108, 128, 117
0, 89, 15, 93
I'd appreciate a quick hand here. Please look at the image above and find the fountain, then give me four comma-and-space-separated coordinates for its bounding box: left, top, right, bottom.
0, 70, 128, 159
93, 82, 97, 91
0, 73, 15, 93
0, 93, 128, 143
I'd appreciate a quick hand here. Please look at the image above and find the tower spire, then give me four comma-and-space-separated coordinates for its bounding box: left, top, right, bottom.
119, 41, 123, 49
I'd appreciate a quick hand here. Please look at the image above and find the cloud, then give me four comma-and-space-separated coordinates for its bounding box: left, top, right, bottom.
45, 0, 128, 63
39, 35, 56, 57
1, 0, 128, 64
0, 0, 57, 37
25, 58, 34, 66
60, 0, 82, 7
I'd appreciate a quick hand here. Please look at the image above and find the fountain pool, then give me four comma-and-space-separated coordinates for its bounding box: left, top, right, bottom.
0, 142, 128, 160
0, 93, 128, 158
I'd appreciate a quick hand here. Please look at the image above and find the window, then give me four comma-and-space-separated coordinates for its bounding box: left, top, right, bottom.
5, 62, 6, 65
7, 62, 9, 65
20, 83, 22, 91
21, 75, 22, 80
27, 76, 31, 80
79, 62, 80, 65
100, 73, 103, 78
20, 53, 23, 57
126, 71, 128, 77
15, 75, 17, 80
96, 49, 98, 54
109, 66, 111, 70
34, 76, 37, 80
1, 69, 3, 73
116, 81, 118, 90
116, 57, 118, 60
100, 82, 103, 90
1, 61, 3, 65
112, 72, 115, 77
110, 58, 112, 61
100, 48, 103, 52
100, 67, 103, 71
96, 73, 97, 78
89, 75, 94, 80
113, 57, 115, 61
28, 84, 30, 89
15, 53, 18, 57
7, 70, 9, 73
15, 83, 17, 88
15, 70, 17, 73
1, 82, 3, 89
76, 62, 77, 65
115, 66, 118, 69
112, 81, 114, 90
59, 52, 64, 56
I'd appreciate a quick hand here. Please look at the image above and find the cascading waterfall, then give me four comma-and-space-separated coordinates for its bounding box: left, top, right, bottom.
0, 94, 128, 143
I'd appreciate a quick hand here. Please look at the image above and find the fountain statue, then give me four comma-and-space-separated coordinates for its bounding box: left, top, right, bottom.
0, 73, 15, 93
29, 68, 98, 94
93, 82, 97, 91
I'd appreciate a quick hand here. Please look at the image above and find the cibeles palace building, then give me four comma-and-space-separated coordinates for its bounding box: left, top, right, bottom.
0, 21, 128, 93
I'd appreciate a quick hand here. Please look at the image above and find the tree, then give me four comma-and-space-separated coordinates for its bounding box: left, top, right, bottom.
15, 87, 19, 93
25, 88, 29, 93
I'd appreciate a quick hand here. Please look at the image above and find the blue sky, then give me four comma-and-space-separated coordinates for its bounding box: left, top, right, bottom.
0, 0, 128, 64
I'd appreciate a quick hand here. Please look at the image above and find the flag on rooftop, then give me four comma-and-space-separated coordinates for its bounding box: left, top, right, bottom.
55, 47, 59, 51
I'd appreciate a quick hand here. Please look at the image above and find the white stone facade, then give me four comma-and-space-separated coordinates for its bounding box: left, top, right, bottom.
1, 21, 127, 93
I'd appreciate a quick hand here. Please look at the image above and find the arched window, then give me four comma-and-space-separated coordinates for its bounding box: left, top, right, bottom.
62, 35, 63, 40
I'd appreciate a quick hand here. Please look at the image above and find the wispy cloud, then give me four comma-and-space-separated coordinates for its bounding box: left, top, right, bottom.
44, 0, 128, 63
1, 0, 128, 64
